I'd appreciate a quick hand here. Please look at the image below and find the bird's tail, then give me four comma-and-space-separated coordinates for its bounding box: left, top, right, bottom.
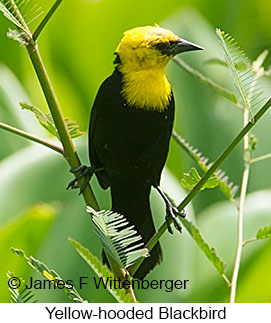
103, 178, 162, 279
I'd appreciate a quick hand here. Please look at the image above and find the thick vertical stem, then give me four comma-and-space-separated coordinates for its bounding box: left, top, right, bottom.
25, 40, 136, 301
26, 41, 99, 210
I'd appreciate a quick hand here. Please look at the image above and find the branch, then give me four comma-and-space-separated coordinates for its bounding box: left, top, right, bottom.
0, 121, 63, 154
250, 153, 271, 164
26, 42, 99, 210
23, 3, 134, 301
32, 0, 64, 41
129, 98, 271, 276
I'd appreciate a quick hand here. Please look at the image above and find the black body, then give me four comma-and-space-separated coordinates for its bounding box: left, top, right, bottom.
89, 68, 175, 278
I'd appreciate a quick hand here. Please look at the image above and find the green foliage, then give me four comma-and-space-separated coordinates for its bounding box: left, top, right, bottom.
190, 190, 271, 302
87, 207, 149, 269
20, 102, 85, 139
11, 248, 86, 303
256, 226, 271, 240
216, 29, 264, 119
69, 238, 135, 303
172, 131, 238, 199
0, 203, 56, 302
181, 167, 218, 191
180, 217, 226, 276
0, 1, 29, 33
174, 57, 239, 105
0, 0, 271, 303
7, 271, 37, 303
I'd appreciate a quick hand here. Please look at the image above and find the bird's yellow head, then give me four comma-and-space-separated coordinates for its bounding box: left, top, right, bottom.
115, 26, 203, 111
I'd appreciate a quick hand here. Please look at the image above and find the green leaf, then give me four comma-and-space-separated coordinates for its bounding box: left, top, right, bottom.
0, 1, 28, 33
181, 167, 218, 190
7, 271, 37, 303
20, 102, 85, 139
69, 238, 135, 303
11, 248, 86, 303
180, 217, 226, 275
216, 29, 265, 118
174, 57, 239, 105
0, 0, 44, 34
87, 207, 149, 269
256, 226, 271, 240
172, 130, 238, 199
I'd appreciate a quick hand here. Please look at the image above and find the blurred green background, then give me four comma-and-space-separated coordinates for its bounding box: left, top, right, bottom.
0, 0, 270, 302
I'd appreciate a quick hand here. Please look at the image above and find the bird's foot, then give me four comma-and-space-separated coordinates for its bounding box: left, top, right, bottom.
154, 185, 186, 234
66, 165, 96, 195
165, 204, 186, 234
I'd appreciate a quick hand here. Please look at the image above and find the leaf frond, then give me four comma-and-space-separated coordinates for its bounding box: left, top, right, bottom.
256, 226, 271, 240
20, 102, 85, 139
181, 167, 219, 191
7, 272, 37, 303
69, 239, 135, 303
180, 217, 227, 276
87, 207, 149, 270
0, 0, 42, 36
172, 130, 238, 199
216, 29, 265, 120
11, 248, 86, 303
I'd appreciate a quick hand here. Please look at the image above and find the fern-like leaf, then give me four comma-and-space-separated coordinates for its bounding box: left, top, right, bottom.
11, 248, 86, 303
181, 167, 219, 191
7, 272, 37, 303
256, 226, 271, 240
87, 207, 149, 269
216, 29, 265, 120
69, 239, 135, 303
180, 218, 227, 275
172, 130, 238, 199
20, 102, 85, 139
0, 0, 42, 35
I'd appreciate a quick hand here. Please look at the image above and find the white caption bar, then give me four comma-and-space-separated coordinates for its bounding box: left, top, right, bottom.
0, 303, 269, 322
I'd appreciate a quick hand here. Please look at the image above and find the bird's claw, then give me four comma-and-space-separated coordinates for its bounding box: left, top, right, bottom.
66, 165, 95, 195
165, 205, 186, 234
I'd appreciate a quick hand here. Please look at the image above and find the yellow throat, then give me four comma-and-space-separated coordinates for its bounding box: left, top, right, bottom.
115, 26, 179, 112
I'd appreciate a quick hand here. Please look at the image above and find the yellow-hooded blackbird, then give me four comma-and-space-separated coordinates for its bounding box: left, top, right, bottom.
68, 26, 203, 278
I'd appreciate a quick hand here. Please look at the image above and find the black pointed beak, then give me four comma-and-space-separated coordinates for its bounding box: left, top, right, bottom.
173, 38, 204, 55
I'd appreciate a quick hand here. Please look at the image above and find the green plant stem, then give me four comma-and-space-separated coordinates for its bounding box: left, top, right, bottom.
229, 107, 250, 303
26, 41, 99, 210
171, 129, 239, 207
129, 98, 271, 277
25, 33, 134, 301
0, 121, 63, 154
250, 153, 271, 164
32, 0, 64, 41
242, 238, 257, 246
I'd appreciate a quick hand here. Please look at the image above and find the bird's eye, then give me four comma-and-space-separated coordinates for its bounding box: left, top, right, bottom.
155, 42, 167, 51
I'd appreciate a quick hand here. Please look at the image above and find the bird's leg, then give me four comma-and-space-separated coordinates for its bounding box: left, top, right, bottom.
66, 165, 101, 195
154, 186, 185, 234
